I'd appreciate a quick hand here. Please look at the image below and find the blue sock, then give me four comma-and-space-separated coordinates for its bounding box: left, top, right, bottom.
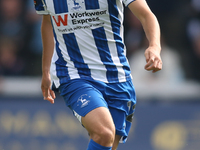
87, 139, 112, 150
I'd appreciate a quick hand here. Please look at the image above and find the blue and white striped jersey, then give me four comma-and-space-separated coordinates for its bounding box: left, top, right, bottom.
34, 0, 135, 88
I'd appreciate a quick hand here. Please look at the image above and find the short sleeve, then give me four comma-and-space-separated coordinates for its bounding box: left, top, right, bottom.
122, 0, 135, 7
34, 0, 49, 15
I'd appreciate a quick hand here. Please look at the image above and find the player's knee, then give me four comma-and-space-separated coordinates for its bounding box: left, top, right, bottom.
91, 126, 115, 147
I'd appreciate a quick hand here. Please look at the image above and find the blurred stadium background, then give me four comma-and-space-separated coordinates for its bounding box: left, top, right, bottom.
0, 0, 200, 150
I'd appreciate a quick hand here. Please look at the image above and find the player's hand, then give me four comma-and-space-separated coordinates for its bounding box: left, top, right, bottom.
41, 73, 56, 104
144, 46, 162, 73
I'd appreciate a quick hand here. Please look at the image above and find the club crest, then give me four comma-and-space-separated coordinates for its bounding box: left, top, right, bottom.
68, 0, 83, 11
77, 94, 90, 108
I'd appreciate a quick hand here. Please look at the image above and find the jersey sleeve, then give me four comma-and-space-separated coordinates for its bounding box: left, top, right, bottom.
122, 0, 136, 7
34, 0, 49, 15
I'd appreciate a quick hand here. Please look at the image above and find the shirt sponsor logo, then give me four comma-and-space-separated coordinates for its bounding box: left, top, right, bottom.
52, 14, 68, 27
70, 10, 106, 25
52, 10, 107, 29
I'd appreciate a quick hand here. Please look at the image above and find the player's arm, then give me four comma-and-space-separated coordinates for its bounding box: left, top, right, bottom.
128, 0, 162, 73
41, 14, 55, 103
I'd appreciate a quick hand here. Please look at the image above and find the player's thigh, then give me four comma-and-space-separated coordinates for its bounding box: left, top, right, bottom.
81, 107, 115, 135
